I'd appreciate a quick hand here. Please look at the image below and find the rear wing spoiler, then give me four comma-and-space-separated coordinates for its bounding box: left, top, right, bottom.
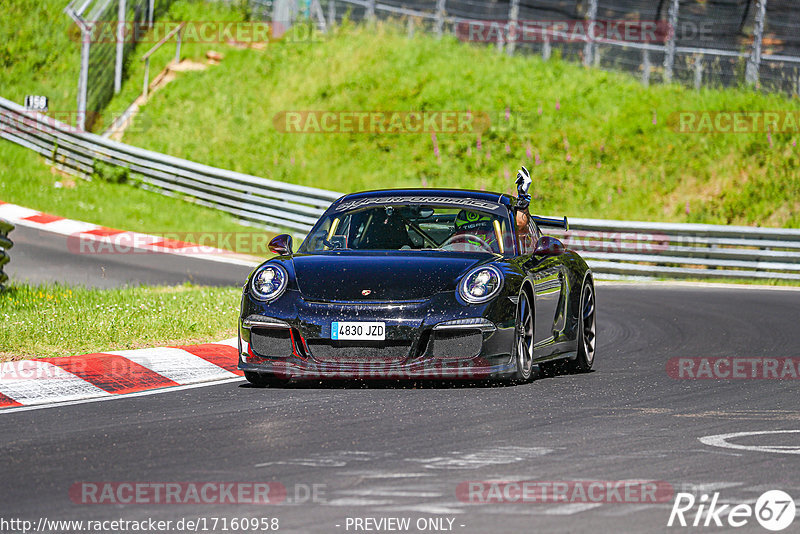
532, 215, 569, 231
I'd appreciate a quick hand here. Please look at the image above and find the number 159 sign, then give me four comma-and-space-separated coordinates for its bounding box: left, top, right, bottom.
24, 95, 48, 112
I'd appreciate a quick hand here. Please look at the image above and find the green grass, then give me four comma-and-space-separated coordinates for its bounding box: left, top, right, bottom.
0, 0, 82, 120
0, 0, 248, 128
0, 283, 240, 360
104, 1, 251, 121
120, 21, 800, 228
1, 1, 259, 235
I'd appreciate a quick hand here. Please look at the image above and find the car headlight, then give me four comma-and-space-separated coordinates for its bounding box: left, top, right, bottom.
250, 264, 288, 301
458, 265, 503, 304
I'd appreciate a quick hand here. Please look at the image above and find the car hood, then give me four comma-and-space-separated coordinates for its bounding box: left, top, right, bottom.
291, 252, 491, 302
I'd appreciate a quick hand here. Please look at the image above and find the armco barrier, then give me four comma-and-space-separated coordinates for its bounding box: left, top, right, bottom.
0, 218, 13, 290
0, 96, 341, 234
549, 219, 800, 281
2, 96, 798, 281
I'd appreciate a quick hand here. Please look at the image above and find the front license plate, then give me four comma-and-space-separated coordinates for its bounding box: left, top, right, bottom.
331, 321, 386, 341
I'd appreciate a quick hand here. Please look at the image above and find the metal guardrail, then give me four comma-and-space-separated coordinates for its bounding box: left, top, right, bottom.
0, 96, 342, 233
549, 219, 800, 281
0, 218, 13, 290
2, 95, 800, 281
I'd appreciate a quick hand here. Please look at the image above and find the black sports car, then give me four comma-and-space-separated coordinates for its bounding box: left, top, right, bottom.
238, 183, 595, 385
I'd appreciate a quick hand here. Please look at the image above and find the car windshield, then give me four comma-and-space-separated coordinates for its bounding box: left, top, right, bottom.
300, 204, 513, 254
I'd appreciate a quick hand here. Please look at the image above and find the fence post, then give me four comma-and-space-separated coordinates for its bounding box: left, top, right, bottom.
745, 0, 767, 86
506, 0, 519, 55
77, 28, 91, 131
435, 0, 446, 37
583, 0, 598, 67
663, 0, 679, 83
115, 0, 126, 94
310, 0, 327, 32
694, 54, 703, 90
542, 32, 551, 60
367, 0, 375, 21
175, 27, 182, 63
796, 68, 800, 97
642, 47, 651, 86
496, 26, 504, 53
143, 58, 150, 98
328, 0, 335, 29
148, 0, 154, 27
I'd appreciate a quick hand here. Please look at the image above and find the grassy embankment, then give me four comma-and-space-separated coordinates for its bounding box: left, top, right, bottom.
122, 21, 800, 228
0, 0, 253, 235
1, 1, 254, 358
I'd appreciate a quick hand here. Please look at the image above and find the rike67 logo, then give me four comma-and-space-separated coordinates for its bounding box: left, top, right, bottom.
668, 490, 796, 531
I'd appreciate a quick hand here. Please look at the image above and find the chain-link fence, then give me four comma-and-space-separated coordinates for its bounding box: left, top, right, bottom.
65, 0, 174, 131
268, 0, 800, 95
64, 0, 797, 132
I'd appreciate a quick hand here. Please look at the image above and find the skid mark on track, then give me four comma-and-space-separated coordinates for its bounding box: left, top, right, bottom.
592, 450, 675, 459
337, 488, 444, 498
255, 451, 393, 468
374, 503, 466, 515
340, 471, 434, 479
406, 446, 554, 469
684, 448, 743, 457
478, 503, 604, 516
327, 497, 396, 506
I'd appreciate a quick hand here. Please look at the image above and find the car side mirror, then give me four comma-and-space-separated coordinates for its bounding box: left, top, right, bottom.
269, 234, 293, 256
534, 236, 565, 257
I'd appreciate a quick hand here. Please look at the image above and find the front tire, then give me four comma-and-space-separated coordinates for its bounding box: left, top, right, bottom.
510, 290, 535, 383
244, 371, 290, 387
567, 279, 596, 372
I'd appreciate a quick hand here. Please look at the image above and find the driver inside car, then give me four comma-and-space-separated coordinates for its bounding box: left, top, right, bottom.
449, 210, 499, 252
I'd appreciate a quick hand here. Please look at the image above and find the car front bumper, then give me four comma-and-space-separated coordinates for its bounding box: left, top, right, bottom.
237, 291, 517, 380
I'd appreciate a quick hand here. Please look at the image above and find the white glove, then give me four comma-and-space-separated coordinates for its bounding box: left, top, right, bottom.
515, 166, 532, 194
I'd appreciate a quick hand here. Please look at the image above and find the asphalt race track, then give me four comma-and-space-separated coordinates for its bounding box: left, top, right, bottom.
2, 277, 799, 532
6, 225, 255, 288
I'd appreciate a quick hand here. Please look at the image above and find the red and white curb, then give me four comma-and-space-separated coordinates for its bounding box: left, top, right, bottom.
0, 201, 259, 267
0, 339, 244, 411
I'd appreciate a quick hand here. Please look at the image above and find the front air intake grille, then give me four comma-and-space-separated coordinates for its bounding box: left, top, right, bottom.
430, 330, 483, 360
307, 340, 411, 364
250, 328, 294, 358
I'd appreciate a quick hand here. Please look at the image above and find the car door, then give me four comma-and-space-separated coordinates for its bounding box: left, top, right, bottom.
519, 218, 565, 357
